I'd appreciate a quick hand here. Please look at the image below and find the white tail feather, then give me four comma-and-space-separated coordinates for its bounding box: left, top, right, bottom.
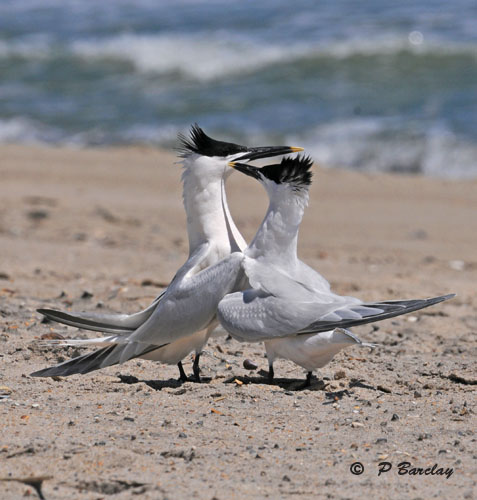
36, 335, 119, 348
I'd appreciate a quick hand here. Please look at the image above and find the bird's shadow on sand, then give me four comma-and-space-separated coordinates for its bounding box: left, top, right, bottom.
117, 374, 210, 391
117, 372, 378, 397
225, 372, 378, 398
224, 372, 328, 392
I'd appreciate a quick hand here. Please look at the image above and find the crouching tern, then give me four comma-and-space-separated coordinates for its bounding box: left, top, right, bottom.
31, 125, 303, 379
217, 155, 454, 387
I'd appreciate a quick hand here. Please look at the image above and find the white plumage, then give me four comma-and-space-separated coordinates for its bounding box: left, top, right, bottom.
217, 156, 453, 386
32, 125, 301, 379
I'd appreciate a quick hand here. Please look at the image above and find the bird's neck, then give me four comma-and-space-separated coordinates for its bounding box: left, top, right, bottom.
221, 179, 247, 252
248, 188, 308, 263
181, 162, 244, 259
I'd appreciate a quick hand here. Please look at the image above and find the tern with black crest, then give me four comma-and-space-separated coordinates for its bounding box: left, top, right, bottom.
32, 125, 302, 380
217, 155, 454, 387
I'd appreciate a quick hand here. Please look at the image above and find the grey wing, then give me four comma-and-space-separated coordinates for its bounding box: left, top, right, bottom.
217, 287, 355, 342
114, 252, 245, 361
218, 289, 454, 342
30, 244, 237, 376
30, 342, 165, 378
37, 291, 164, 334
217, 290, 299, 342
35, 241, 212, 336
218, 258, 358, 342
295, 260, 331, 293
297, 294, 455, 334
243, 257, 326, 300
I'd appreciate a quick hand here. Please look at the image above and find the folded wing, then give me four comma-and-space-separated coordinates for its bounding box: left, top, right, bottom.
218, 290, 454, 342
37, 293, 164, 334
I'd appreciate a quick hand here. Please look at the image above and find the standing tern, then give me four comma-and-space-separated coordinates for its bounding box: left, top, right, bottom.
31, 125, 302, 379
217, 155, 454, 387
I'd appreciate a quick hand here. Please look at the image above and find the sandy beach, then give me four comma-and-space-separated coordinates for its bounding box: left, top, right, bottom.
1, 144, 476, 499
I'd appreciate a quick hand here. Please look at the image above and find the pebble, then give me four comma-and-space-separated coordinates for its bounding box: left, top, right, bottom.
449, 260, 465, 271
40, 332, 65, 340
418, 433, 432, 441
243, 359, 258, 370
334, 370, 346, 380
173, 388, 187, 396
27, 209, 49, 221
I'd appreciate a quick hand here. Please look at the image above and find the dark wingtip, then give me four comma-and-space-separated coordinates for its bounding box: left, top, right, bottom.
421, 293, 455, 305
442, 293, 456, 300
299, 293, 456, 336
30, 368, 51, 378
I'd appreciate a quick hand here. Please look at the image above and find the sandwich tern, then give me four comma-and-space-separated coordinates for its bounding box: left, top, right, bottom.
217, 155, 454, 387
32, 125, 302, 380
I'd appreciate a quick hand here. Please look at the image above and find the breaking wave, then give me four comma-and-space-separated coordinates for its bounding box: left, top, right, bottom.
1, 33, 476, 82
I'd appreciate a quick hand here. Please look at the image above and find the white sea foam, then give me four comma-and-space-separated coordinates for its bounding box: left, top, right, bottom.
71, 34, 295, 81
0, 31, 475, 83
0, 117, 61, 144
1, 115, 476, 179
293, 118, 477, 179
69, 33, 477, 81
421, 127, 477, 179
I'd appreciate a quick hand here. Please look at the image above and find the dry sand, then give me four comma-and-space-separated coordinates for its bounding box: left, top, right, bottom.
0, 144, 476, 499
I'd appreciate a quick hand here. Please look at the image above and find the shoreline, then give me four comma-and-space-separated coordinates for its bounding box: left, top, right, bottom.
2, 141, 477, 181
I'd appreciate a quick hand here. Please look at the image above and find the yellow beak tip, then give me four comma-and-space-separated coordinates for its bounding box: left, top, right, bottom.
291, 146, 304, 152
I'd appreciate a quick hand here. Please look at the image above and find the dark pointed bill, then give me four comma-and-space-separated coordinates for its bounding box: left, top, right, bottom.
228, 162, 262, 180
234, 146, 303, 162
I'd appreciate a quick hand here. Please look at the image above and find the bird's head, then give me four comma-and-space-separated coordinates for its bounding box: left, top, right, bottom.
229, 154, 313, 195
178, 124, 303, 179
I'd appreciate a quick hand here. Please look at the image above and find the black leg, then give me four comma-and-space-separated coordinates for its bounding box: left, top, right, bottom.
177, 361, 188, 382
296, 371, 313, 390
268, 364, 274, 382
192, 352, 201, 382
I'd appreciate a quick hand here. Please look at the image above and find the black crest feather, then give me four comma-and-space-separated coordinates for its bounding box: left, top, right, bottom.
261, 155, 313, 188
177, 124, 247, 157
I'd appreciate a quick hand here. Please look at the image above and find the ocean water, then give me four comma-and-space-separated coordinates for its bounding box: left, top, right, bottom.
1, 0, 477, 178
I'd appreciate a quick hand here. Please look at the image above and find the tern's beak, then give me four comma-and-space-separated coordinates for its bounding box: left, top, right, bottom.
227, 161, 262, 180
234, 145, 303, 162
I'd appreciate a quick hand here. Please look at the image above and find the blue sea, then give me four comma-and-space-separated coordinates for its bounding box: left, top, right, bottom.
1, 0, 477, 178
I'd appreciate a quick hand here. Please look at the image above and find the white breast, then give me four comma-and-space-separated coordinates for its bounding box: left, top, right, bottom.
264, 330, 359, 372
